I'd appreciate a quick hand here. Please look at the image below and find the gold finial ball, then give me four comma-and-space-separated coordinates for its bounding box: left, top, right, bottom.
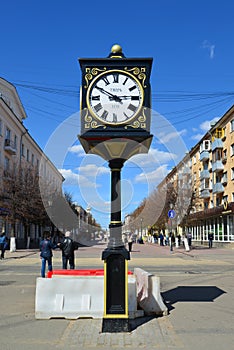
111, 44, 122, 54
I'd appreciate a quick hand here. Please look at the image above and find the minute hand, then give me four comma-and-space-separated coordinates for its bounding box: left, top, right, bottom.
116, 95, 139, 100
95, 86, 122, 103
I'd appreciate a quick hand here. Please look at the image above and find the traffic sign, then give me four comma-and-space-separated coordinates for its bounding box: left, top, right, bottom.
168, 209, 176, 219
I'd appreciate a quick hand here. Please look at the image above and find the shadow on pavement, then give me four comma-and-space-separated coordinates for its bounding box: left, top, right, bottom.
162, 286, 226, 312
129, 315, 158, 331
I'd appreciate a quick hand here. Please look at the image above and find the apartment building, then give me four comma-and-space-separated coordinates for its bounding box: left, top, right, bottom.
158, 104, 234, 245
0, 77, 64, 247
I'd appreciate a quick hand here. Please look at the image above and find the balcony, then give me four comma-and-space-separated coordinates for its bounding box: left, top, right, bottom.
213, 182, 224, 194
200, 170, 210, 179
200, 151, 210, 162
200, 189, 210, 198
4, 139, 16, 155
212, 138, 223, 151
212, 160, 224, 173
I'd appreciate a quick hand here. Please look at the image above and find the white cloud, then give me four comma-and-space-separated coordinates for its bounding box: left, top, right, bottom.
130, 147, 177, 167
78, 164, 109, 177
157, 129, 187, 143
202, 40, 215, 59
59, 168, 97, 187
135, 164, 169, 184
191, 133, 205, 141
68, 145, 85, 156
192, 117, 219, 140
200, 118, 219, 132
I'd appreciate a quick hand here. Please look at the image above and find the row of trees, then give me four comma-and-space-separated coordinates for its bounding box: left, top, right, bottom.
126, 171, 195, 235
0, 164, 101, 247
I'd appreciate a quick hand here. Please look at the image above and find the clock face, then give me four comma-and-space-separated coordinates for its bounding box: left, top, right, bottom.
86, 70, 144, 125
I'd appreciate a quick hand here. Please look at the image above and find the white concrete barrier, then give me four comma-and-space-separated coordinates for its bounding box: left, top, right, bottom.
35, 268, 167, 319
134, 268, 168, 316
35, 274, 143, 320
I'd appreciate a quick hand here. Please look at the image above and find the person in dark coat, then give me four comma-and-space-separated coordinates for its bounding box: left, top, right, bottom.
39, 231, 57, 277
58, 231, 78, 269
208, 232, 214, 248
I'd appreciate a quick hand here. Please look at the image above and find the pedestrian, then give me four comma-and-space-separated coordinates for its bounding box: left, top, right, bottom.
159, 232, 164, 246
128, 233, 134, 252
208, 232, 214, 248
58, 231, 79, 269
39, 231, 57, 278
177, 234, 181, 246
187, 231, 192, 247
0, 232, 8, 259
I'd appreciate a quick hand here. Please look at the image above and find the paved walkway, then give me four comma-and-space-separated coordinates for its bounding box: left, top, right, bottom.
1, 242, 234, 350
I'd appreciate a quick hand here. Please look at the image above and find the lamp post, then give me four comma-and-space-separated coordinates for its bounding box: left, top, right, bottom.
169, 203, 175, 253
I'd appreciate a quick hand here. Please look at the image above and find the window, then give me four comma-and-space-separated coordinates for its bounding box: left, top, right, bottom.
232, 193, 234, 202
5, 127, 11, 140
230, 120, 234, 132
4, 156, 10, 171
193, 155, 196, 164
223, 149, 227, 159
203, 161, 209, 170
21, 143, 25, 157
14, 135, 17, 149
200, 140, 211, 152
31, 154, 34, 165
0, 119, 2, 135
231, 144, 234, 156
26, 149, 30, 161
231, 168, 234, 180
223, 195, 228, 204
222, 172, 228, 184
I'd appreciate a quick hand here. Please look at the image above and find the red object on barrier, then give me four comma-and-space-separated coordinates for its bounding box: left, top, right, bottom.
47, 269, 133, 278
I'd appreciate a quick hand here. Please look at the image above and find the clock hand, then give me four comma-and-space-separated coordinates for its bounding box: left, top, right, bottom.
95, 86, 123, 103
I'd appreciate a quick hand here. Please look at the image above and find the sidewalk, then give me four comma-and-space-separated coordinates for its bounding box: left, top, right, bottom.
1, 243, 234, 350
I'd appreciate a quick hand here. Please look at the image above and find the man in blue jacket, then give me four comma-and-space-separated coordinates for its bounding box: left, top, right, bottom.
39, 231, 57, 277
0, 232, 8, 259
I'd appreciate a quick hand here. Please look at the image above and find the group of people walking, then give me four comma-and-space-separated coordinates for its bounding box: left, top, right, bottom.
39, 230, 79, 278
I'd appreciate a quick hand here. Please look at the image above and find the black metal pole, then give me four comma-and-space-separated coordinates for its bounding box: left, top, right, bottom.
102, 158, 130, 333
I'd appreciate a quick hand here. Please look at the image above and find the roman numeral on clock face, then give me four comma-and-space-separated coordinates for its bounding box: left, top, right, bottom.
94, 103, 102, 112
123, 77, 128, 85
128, 103, 137, 112
91, 95, 100, 101
101, 110, 108, 120
102, 76, 110, 85
113, 73, 119, 83
129, 85, 137, 92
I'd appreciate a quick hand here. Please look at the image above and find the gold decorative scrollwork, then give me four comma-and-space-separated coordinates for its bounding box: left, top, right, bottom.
84, 110, 92, 123
84, 67, 107, 88
138, 73, 146, 88
124, 67, 147, 88
124, 108, 148, 130
84, 73, 93, 89
138, 114, 146, 123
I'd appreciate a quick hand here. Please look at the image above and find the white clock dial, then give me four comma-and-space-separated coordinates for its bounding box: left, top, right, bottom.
87, 70, 143, 125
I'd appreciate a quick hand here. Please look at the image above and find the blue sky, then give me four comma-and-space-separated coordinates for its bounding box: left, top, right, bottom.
1, 0, 234, 229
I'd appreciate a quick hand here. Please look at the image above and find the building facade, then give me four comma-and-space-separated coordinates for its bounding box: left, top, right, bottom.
0, 77, 64, 247
158, 104, 234, 245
